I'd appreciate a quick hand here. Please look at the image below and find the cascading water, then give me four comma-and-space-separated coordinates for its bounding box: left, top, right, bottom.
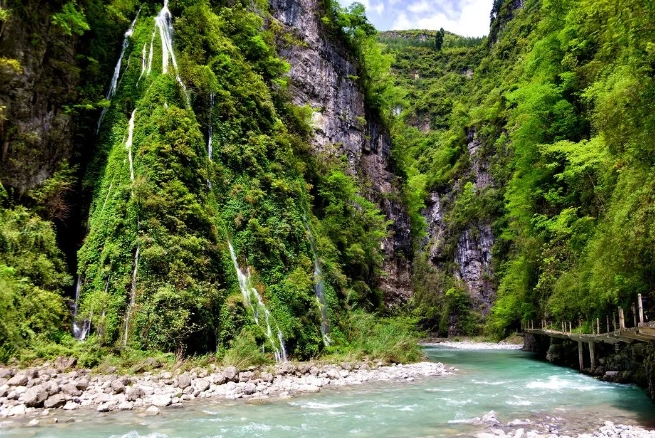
126, 109, 136, 184
228, 242, 287, 362
152, 0, 190, 106
96, 12, 139, 133
304, 222, 330, 345
208, 92, 214, 160
72, 277, 90, 340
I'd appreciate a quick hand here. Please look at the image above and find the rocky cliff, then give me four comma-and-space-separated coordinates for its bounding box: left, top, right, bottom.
269, 0, 413, 305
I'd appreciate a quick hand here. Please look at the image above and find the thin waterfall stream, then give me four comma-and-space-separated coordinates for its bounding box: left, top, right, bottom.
304, 222, 330, 345
228, 241, 287, 362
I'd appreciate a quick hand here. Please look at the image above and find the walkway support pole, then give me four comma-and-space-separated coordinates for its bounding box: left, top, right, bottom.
578, 340, 584, 370
619, 307, 625, 329
589, 341, 596, 368
639, 294, 644, 324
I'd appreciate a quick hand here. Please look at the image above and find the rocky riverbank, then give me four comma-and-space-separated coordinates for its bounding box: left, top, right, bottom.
0, 358, 450, 423
472, 412, 655, 438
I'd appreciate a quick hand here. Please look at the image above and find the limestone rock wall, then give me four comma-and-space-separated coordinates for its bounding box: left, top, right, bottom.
269, 0, 413, 304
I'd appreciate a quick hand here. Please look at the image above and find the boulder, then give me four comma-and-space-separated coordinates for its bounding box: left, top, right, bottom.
43, 393, 67, 409
61, 383, 82, 397
145, 405, 160, 416
193, 378, 210, 392
76, 378, 89, 390
243, 383, 257, 395
9, 404, 26, 416
110, 379, 125, 394
212, 373, 226, 385
63, 401, 80, 410
44, 380, 59, 396
238, 372, 254, 383
151, 394, 172, 407
224, 366, 238, 381
0, 369, 14, 379
177, 373, 192, 389
23, 385, 49, 407
125, 386, 145, 401
7, 373, 28, 387
118, 401, 134, 411
260, 372, 273, 383
54, 357, 77, 371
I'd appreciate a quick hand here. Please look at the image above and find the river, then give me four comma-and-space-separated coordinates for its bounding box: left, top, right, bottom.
4, 345, 655, 437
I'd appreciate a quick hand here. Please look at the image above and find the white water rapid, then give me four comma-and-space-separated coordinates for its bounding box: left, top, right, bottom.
227, 242, 287, 362
72, 277, 90, 341
305, 222, 330, 345
126, 109, 136, 184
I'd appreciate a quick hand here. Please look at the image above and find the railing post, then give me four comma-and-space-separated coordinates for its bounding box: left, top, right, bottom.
638, 294, 644, 324
607, 315, 610, 333
632, 304, 637, 327
597, 318, 600, 335
619, 307, 625, 329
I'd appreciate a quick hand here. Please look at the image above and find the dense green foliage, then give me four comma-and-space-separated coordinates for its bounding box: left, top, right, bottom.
385, 0, 655, 338
0, 0, 415, 365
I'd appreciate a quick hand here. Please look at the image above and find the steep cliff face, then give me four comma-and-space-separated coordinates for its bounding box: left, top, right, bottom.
269, 0, 413, 305
0, 2, 79, 194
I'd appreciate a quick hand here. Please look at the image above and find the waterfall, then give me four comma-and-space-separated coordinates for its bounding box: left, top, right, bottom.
208, 92, 214, 160
153, 0, 190, 106
72, 278, 90, 340
96, 12, 139, 133
227, 242, 287, 362
147, 28, 156, 76
137, 43, 147, 84
305, 221, 331, 345
126, 109, 136, 183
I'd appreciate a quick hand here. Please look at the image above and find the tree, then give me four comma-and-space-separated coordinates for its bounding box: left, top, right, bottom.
435, 28, 445, 51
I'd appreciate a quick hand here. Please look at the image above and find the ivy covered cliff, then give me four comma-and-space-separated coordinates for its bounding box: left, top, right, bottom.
0, 0, 418, 365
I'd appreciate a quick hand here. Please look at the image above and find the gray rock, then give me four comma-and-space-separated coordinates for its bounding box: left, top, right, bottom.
23, 384, 49, 407
177, 373, 192, 389
151, 394, 171, 407
110, 379, 125, 394
61, 383, 82, 397
96, 403, 111, 412
0, 384, 9, 397
145, 405, 160, 416
260, 372, 274, 383
125, 386, 145, 401
239, 372, 254, 383
43, 393, 67, 409
9, 404, 26, 416
212, 373, 226, 384
28, 419, 39, 426
76, 378, 89, 390
194, 378, 210, 392
243, 383, 257, 395
54, 357, 77, 371
44, 381, 59, 396
118, 401, 134, 411
7, 373, 28, 386
0, 369, 14, 379
481, 410, 500, 425
224, 366, 238, 381
63, 401, 79, 410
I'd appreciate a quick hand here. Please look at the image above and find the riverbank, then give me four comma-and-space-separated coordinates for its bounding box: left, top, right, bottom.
0, 359, 450, 423
475, 417, 655, 438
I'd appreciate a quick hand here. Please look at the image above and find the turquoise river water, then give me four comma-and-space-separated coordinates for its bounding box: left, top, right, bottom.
3, 346, 655, 437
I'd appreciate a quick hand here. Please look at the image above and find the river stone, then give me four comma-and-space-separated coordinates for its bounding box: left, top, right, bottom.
125, 386, 145, 401
7, 374, 28, 387
151, 394, 171, 407
28, 419, 39, 427
110, 379, 125, 394
238, 372, 253, 383
194, 378, 210, 392
145, 406, 160, 416
0, 369, 14, 379
243, 383, 257, 395
76, 378, 89, 390
212, 373, 226, 384
54, 357, 77, 371
61, 383, 81, 397
177, 373, 192, 389
118, 401, 134, 411
9, 404, 26, 416
23, 385, 49, 407
97, 403, 111, 412
224, 367, 238, 381
0, 384, 9, 397
260, 372, 273, 383
325, 369, 340, 380
63, 401, 79, 410
44, 381, 59, 396
481, 411, 500, 425
44, 393, 67, 409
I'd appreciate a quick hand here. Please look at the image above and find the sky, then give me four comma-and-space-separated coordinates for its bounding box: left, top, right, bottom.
337, 0, 495, 37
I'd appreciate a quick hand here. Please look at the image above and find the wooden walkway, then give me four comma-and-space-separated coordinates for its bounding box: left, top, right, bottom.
525, 323, 655, 345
